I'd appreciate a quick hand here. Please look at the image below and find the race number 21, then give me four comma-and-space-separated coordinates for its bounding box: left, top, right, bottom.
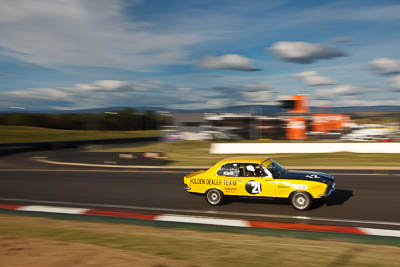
245, 181, 262, 194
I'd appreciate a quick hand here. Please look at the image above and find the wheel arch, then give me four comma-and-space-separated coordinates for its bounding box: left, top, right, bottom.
289, 190, 313, 200
289, 190, 314, 211
205, 188, 224, 206
205, 188, 223, 195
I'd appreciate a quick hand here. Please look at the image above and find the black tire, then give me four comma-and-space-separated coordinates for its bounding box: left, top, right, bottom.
205, 189, 224, 206
290, 191, 313, 211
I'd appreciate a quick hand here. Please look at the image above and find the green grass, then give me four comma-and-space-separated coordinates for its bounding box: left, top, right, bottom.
2, 126, 398, 167
0, 214, 400, 266
95, 140, 400, 167
0, 126, 160, 143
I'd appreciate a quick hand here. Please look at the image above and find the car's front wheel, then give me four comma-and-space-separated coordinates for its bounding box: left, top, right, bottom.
205, 189, 224, 206
290, 191, 313, 211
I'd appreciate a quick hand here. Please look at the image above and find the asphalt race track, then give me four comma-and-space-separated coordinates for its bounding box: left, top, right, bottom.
0, 150, 399, 230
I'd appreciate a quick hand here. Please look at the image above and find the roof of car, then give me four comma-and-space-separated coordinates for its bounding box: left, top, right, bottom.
218, 156, 271, 165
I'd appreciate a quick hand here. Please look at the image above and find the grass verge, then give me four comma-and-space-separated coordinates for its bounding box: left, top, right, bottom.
94, 141, 400, 167
0, 126, 160, 143
0, 213, 399, 266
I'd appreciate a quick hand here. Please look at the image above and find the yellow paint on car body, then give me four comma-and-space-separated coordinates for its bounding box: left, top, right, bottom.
184, 157, 334, 200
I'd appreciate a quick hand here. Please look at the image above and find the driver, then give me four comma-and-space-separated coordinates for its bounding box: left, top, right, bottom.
255, 165, 262, 176
246, 165, 256, 177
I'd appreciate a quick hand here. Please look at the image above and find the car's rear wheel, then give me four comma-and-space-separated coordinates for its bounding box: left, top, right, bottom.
290, 191, 313, 211
205, 189, 224, 206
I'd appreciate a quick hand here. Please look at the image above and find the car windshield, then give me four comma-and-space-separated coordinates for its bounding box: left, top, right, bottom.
264, 160, 285, 178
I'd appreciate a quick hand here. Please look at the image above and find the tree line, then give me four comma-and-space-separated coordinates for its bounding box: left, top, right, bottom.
0, 109, 171, 131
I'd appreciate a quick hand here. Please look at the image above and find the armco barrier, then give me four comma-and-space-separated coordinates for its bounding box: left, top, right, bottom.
0, 137, 160, 156
210, 142, 400, 154
0, 136, 160, 149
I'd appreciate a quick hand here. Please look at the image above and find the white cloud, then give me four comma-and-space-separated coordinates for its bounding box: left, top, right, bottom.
310, 99, 332, 107
0, 0, 205, 71
176, 87, 204, 102
315, 84, 362, 99
131, 81, 170, 92
208, 81, 274, 102
388, 75, 400, 91
9, 88, 72, 100
312, 96, 400, 107
74, 80, 129, 92
70, 79, 162, 93
313, 97, 366, 107
204, 98, 233, 108
177, 87, 191, 94
293, 71, 336, 86
242, 90, 273, 103
244, 82, 272, 91
369, 98, 400, 106
198, 54, 261, 71
269, 42, 346, 64
242, 82, 274, 104
338, 97, 366, 106
0, 79, 181, 109
369, 58, 400, 75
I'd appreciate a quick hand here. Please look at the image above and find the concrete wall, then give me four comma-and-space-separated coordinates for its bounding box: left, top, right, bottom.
210, 142, 400, 154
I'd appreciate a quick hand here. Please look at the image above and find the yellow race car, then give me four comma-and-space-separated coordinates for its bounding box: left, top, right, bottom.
183, 157, 335, 210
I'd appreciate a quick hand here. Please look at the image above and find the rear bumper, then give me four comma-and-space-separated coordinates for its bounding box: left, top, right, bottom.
184, 183, 191, 191
318, 182, 335, 197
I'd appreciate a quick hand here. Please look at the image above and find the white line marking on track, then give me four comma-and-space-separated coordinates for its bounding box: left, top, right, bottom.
0, 169, 189, 173
31, 158, 400, 174
33, 158, 204, 169
17, 205, 89, 214
0, 169, 398, 176
1, 197, 399, 227
360, 228, 400, 238
156, 214, 250, 227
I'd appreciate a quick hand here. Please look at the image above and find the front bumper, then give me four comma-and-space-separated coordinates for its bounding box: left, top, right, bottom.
318, 181, 335, 197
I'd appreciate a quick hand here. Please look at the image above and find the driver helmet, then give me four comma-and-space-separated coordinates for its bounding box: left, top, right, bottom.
246, 165, 255, 172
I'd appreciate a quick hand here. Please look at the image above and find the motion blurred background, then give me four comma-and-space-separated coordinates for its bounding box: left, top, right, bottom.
0, 0, 399, 148
1, 1, 400, 266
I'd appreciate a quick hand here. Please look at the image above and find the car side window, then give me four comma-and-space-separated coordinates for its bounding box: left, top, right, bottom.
255, 164, 266, 177
217, 163, 239, 177
238, 163, 265, 177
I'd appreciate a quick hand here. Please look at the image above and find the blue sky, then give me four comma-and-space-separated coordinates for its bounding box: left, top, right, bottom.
0, 0, 399, 110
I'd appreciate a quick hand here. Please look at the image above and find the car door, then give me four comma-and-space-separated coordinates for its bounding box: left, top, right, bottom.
237, 163, 275, 197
